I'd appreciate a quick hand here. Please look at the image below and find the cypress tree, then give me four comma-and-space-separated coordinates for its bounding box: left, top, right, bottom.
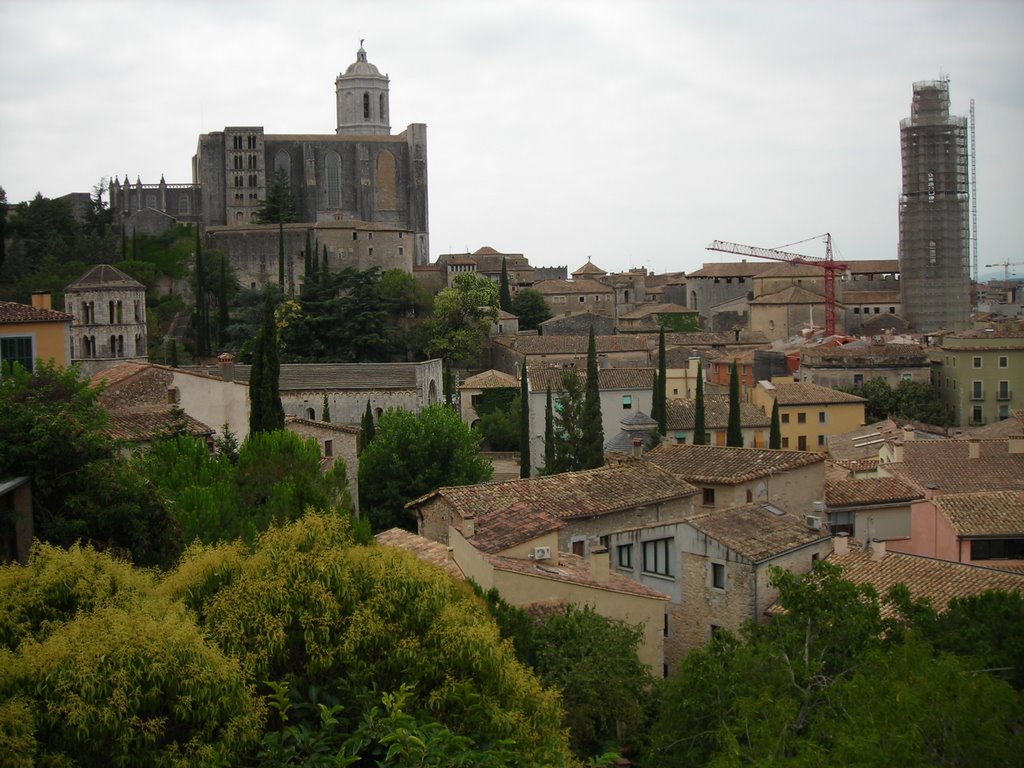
322, 243, 329, 274
693, 362, 707, 445
218, 255, 229, 348
656, 326, 667, 435
278, 221, 285, 288
499, 256, 513, 313
322, 393, 331, 423
360, 400, 376, 450
131, 228, 137, 260
194, 227, 210, 357
651, 370, 660, 427
519, 359, 530, 478
727, 359, 744, 447
581, 326, 604, 468
248, 287, 284, 435
544, 385, 555, 472
169, 340, 179, 368
769, 398, 782, 449
304, 230, 312, 279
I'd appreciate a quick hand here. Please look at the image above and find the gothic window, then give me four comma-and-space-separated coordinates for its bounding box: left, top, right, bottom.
109, 301, 116, 324
379, 93, 385, 122
135, 334, 143, 355
929, 241, 937, 265
247, 134, 257, 149
363, 92, 370, 120
274, 151, 291, 180
326, 151, 342, 208
145, 194, 157, 209
233, 135, 242, 150
177, 196, 190, 215
248, 154, 256, 169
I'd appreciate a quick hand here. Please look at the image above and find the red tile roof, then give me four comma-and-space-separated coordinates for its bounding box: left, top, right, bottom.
469, 501, 564, 554
104, 408, 214, 442
528, 366, 653, 393
375, 528, 466, 580
486, 551, 669, 599
665, 395, 770, 431
772, 382, 866, 406
0, 301, 72, 324
933, 491, 1024, 537
883, 439, 1024, 494
685, 503, 831, 562
645, 443, 823, 484
825, 477, 925, 507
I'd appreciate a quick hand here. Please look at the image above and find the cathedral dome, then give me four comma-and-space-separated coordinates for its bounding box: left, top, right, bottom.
345, 45, 381, 75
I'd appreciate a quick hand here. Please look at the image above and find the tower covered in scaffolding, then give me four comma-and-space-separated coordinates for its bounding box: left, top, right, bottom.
898, 79, 970, 332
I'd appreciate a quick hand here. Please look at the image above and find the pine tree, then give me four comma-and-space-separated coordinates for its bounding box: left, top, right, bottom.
581, 326, 604, 468
770, 398, 782, 449
544, 385, 555, 472
248, 288, 284, 435
656, 326, 667, 435
499, 256, 513, 313
693, 362, 707, 445
727, 359, 744, 447
520, 359, 531, 478
322, 393, 331, 423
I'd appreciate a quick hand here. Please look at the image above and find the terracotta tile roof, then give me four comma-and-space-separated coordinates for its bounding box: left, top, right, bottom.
528, 366, 653, 393
829, 547, 1024, 614
664, 331, 770, 347
685, 503, 831, 562
883, 439, 1024, 494
825, 477, 924, 507
486, 551, 669, 600
375, 528, 465, 580
519, 601, 569, 621
103, 407, 214, 442
285, 416, 361, 434
749, 285, 826, 305
800, 344, 927, 365
948, 323, 1024, 340
533, 278, 611, 295
229, 362, 425, 390
571, 261, 608, 277
665, 395, 770, 431
469, 501, 564, 554
705, 348, 758, 365
687, 263, 774, 278
408, 462, 698, 519
0, 301, 72, 324
771, 382, 866, 406
828, 457, 880, 475
645, 443, 824, 484
965, 414, 1024, 439
65, 264, 145, 291
826, 419, 943, 461
496, 334, 649, 357
933, 491, 1024, 537
460, 369, 519, 389
90, 361, 152, 388
473, 246, 501, 255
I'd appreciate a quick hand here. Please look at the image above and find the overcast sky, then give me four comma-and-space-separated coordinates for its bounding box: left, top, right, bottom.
2, 0, 1021, 277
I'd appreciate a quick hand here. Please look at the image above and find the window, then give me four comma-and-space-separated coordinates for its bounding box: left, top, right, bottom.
306, 407, 315, 420
579, 295, 586, 303
622, 395, 633, 410
167, 387, 180, 404
853, 373, 864, 387
998, 381, 1010, 400
363, 92, 370, 119
818, 434, 826, 447
972, 405, 983, 425
818, 411, 826, 424
663, 613, 669, 637
999, 356, 1008, 368
1, 336, 33, 373
324, 439, 333, 457
781, 413, 790, 424
853, 307, 860, 315
642, 538, 672, 577
798, 435, 807, 451
901, 373, 912, 382
797, 412, 806, 424
702, 487, 715, 506
973, 356, 982, 369
999, 405, 1010, 421
782, 437, 790, 448
889, 307, 896, 313
972, 380, 983, 400
971, 539, 1024, 561
617, 544, 633, 569
712, 562, 725, 590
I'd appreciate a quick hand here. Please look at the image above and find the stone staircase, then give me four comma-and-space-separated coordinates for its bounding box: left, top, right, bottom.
485, 452, 521, 483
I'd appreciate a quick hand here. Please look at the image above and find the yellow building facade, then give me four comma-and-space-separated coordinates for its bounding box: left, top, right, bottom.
751, 380, 865, 452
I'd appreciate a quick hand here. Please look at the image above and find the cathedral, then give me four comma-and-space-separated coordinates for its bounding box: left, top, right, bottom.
110, 45, 429, 289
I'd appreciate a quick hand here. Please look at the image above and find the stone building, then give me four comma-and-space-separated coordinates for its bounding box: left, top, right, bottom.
64, 265, 148, 377
111, 45, 429, 291
798, 342, 931, 390
285, 416, 362, 513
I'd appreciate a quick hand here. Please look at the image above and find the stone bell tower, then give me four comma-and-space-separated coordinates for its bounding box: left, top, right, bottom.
335, 42, 391, 136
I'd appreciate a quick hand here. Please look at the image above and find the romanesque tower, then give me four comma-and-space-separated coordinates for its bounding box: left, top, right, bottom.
898, 78, 970, 332
336, 43, 391, 136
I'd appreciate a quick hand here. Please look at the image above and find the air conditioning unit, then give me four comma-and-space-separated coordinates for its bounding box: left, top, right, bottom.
532, 546, 552, 561
804, 515, 823, 531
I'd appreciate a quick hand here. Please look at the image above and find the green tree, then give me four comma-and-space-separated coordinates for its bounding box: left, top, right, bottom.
693, 362, 707, 445
193, 226, 211, 357
255, 168, 297, 288
510, 287, 553, 332
0, 361, 179, 567
654, 327, 667, 435
769, 397, 782, 449
379, 268, 432, 360
249, 287, 285, 434
360, 400, 376, 451
533, 606, 652, 758
520, 360, 531, 477
727, 359, 744, 447
581, 327, 604, 469
427, 273, 499, 366
358, 404, 492, 531
499, 256, 513, 313
551, 371, 587, 474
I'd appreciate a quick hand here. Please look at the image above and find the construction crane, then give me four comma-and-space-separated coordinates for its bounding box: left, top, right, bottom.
706, 233, 848, 337
984, 259, 1023, 303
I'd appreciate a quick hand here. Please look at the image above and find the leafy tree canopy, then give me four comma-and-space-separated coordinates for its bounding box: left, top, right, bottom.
510, 287, 552, 331
427, 272, 499, 366
843, 377, 950, 426
358, 404, 492, 531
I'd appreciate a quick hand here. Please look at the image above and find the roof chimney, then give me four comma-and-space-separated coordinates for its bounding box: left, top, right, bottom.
968, 438, 981, 460
870, 538, 887, 561
462, 515, 475, 538
902, 425, 915, 442
217, 352, 235, 382
30, 292, 52, 311
892, 441, 904, 463
833, 532, 849, 556
631, 437, 643, 460
1009, 435, 1024, 455
590, 546, 610, 584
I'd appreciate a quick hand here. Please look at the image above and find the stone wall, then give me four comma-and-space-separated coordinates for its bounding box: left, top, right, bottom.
285, 419, 361, 513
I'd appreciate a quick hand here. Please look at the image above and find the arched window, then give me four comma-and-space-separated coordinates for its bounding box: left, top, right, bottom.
306, 407, 316, 420
326, 151, 342, 208
116, 301, 123, 323
375, 150, 396, 210
275, 150, 291, 179
379, 93, 385, 122
363, 92, 370, 120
